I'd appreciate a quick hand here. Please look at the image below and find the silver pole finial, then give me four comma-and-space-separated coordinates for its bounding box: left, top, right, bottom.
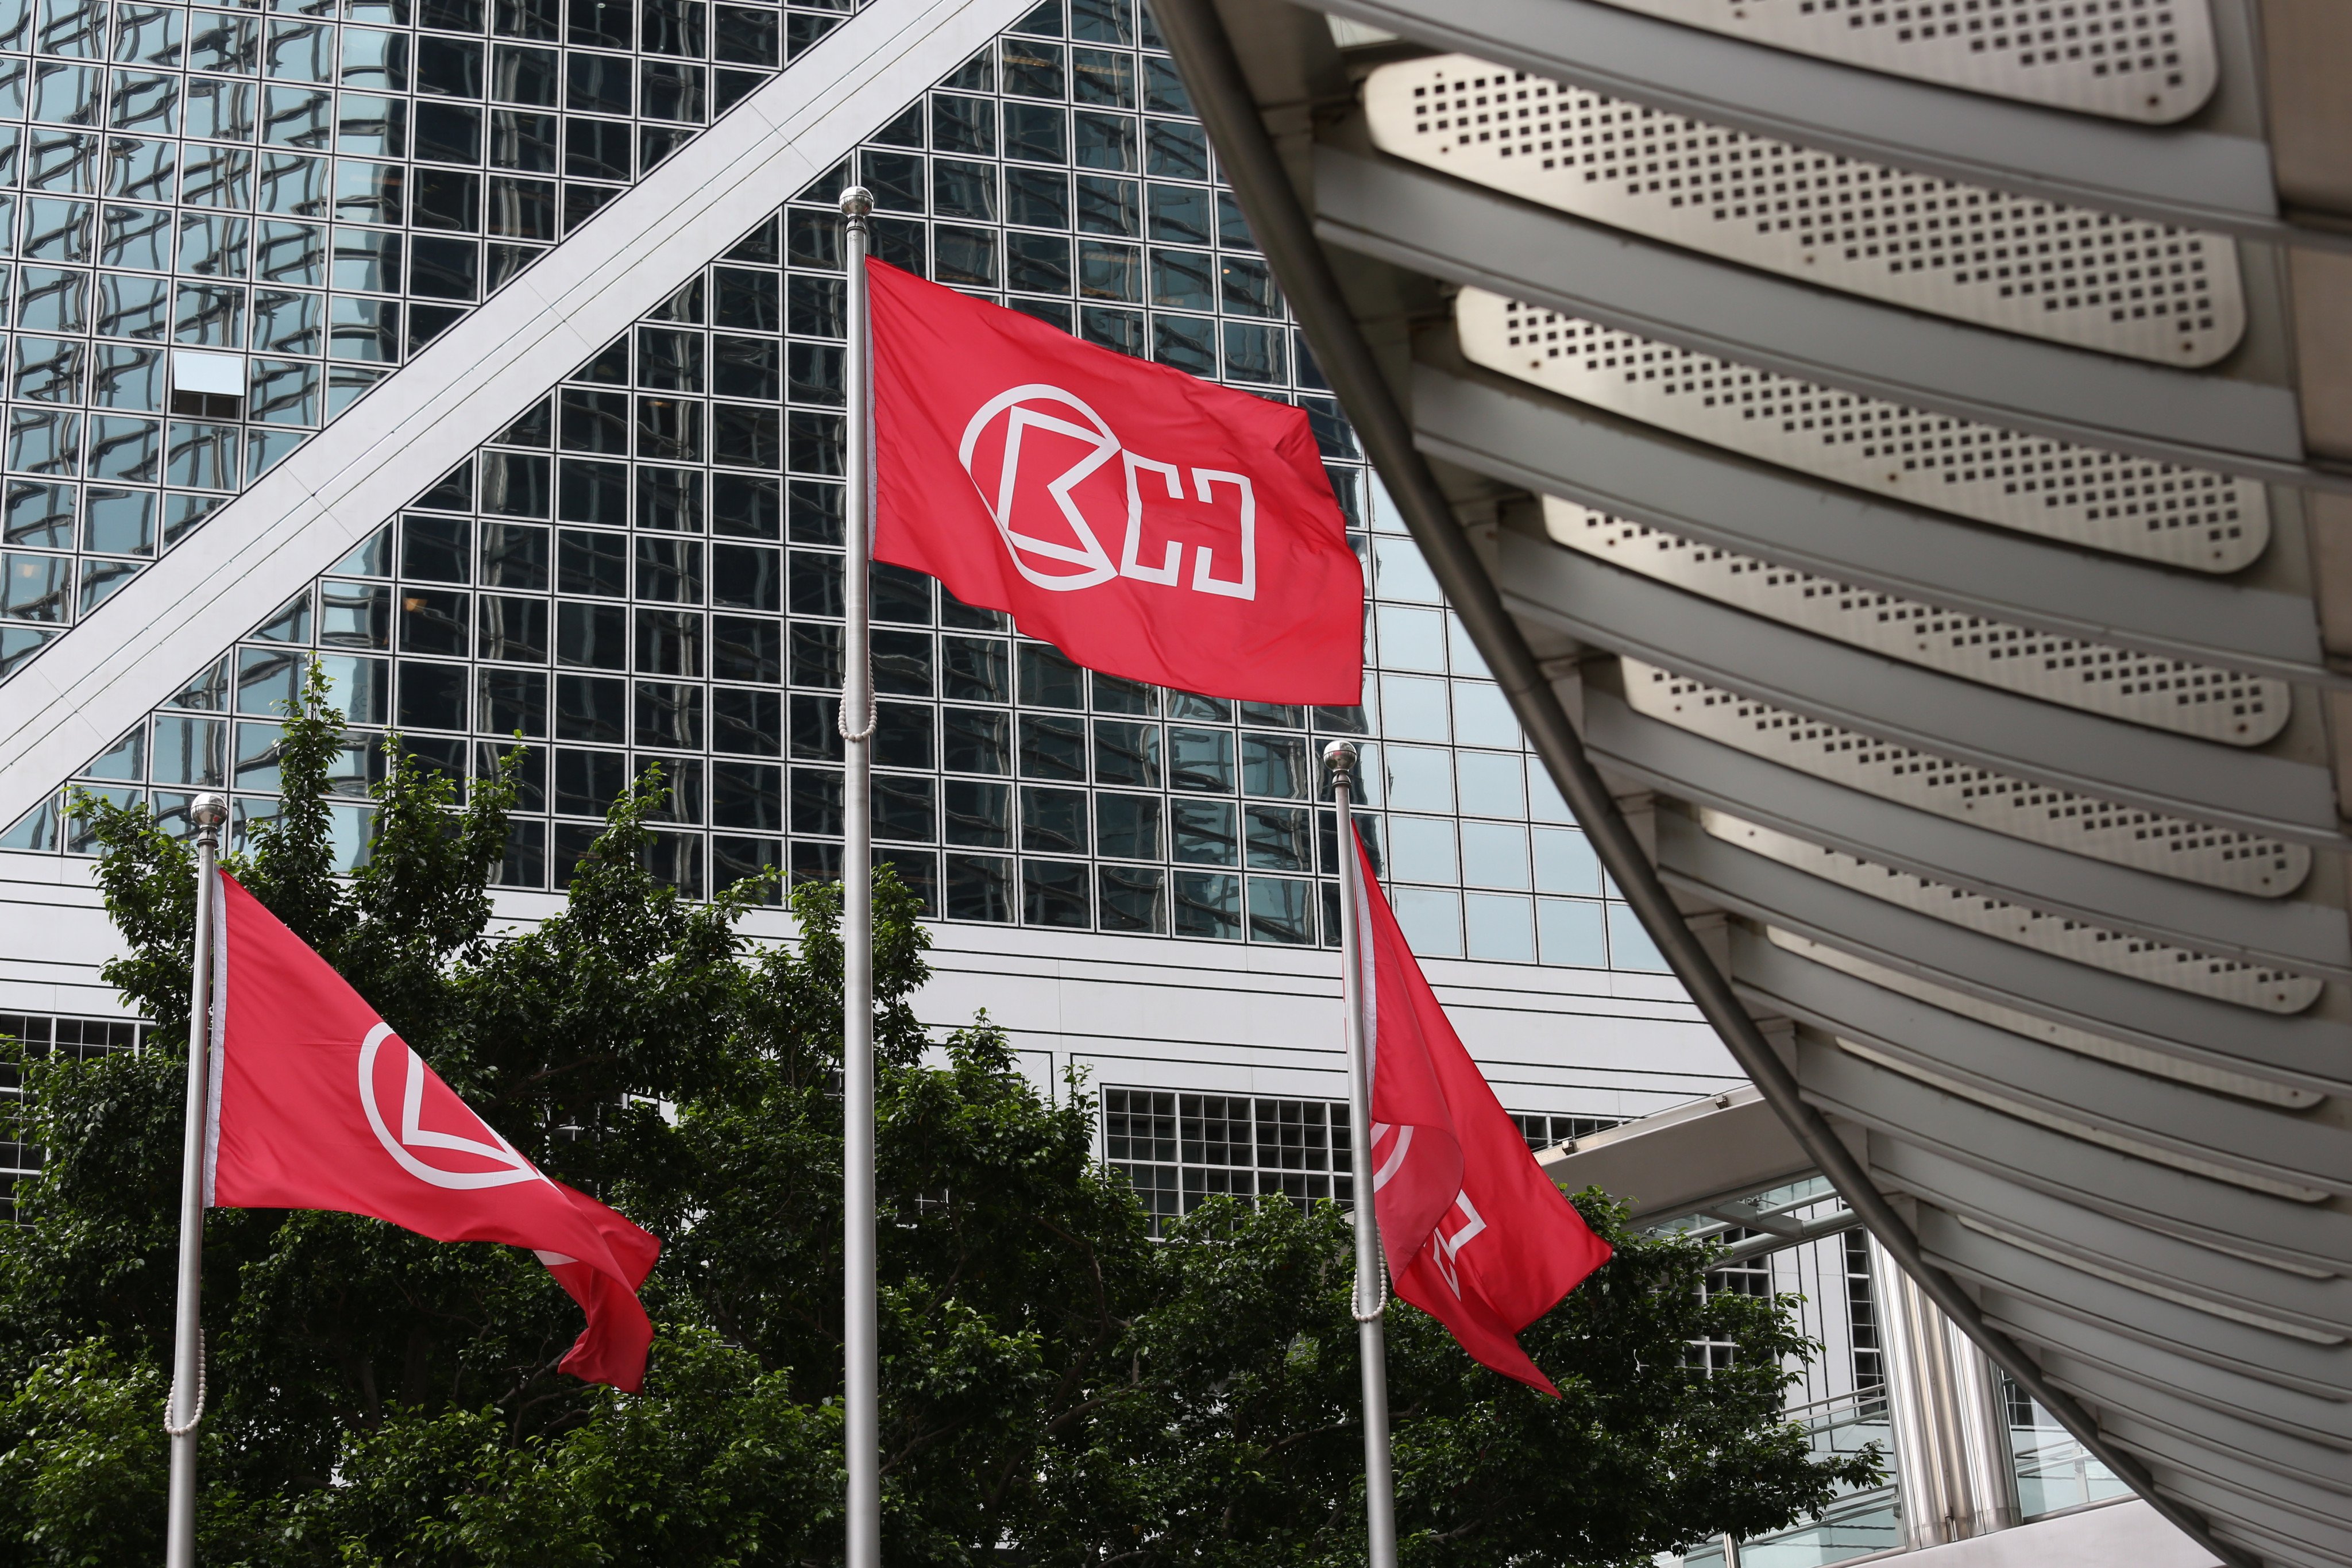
189, 793, 229, 832
839, 184, 874, 219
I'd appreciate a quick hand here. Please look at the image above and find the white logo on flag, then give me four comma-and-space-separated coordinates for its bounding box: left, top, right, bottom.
1430, 1191, 1489, 1300
958, 384, 1257, 600
1369, 1121, 1414, 1192
357, 1022, 547, 1190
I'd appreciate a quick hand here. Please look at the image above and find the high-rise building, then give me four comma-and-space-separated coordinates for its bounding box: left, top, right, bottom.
1157, 1, 2352, 1566
0, 0, 1816, 1413
0, 0, 1746, 1173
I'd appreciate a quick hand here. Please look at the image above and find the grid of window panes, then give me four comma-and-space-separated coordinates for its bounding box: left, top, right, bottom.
1509, 1110, 1621, 1152
0, 0, 812, 677
1102, 1085, 1353, 1235
2001, 1373, 2128, 1518
1681, 1188, 1878, 1381
0, 0, 1670, 970
0, 1010, 141, 1214
1843, 1226, 1883, 1392
1356, 496, 1666, 968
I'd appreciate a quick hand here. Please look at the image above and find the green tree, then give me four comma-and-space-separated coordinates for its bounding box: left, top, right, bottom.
0, 673, 1875, 1565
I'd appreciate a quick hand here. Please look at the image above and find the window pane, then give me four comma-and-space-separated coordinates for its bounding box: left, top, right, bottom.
1538, 899, 1606, 968
1607, 903, 1670, 972
1391, 887, 1462, 959
1095, 792, 1160, 860
1465, 893, 1534, 962
1098, 863, 1164, 932
1246, 876, 1312, 945
1172, 870, 1239, 940
1459, 820, 1530, 890
946, 853, 1015, 921
1022, 857, 1088, 927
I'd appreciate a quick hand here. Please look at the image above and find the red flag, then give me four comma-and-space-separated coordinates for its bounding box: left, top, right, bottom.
867, 258, 1364, 705
1353, 830, 1612, 1394
203, 872, 661, 1391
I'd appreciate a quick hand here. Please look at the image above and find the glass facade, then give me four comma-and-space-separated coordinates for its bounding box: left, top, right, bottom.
1509, 1109, 1621, 1150
1103, 1084, 1353, 1234
0, 0, 1669, 970
0, 1010, 144, 1207
0, 0, 820, 673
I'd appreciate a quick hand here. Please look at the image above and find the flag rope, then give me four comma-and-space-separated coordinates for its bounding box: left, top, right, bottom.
161, 1330, 206, 1437
835, 680, 878, 742
1352, 1259, 1389, 1323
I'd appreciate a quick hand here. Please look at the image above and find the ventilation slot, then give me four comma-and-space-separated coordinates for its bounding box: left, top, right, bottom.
1364, 55, 2245, 365
1580, 0, 2218, 123
1457, 291, 2267, 572
1621, 659, 2309, 897
1552, 503, 2287, 744
1703, 808, 2322, 1013
1766, 928, 2320, 1108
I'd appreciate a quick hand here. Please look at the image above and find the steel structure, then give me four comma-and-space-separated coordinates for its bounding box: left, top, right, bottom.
1150, 3, 2352, 1566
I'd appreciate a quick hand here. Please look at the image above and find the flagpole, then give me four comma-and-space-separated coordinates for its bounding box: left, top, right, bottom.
1326, 743, 1398, 1568
165, 791, 227, 1568
837, 186, 882, 1568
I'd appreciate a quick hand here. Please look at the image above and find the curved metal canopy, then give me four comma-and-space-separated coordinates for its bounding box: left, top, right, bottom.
1153, 2, 2352, 1563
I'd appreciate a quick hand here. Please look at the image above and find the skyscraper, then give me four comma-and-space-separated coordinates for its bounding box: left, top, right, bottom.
0, 0, 1748, 1256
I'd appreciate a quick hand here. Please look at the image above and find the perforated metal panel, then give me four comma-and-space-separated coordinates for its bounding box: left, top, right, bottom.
1582, 0, 2219, 123
1620, 660, 2310, 897
1552, 505, 2288, 744
1765, 928, 2322, 1108
1702, 808, 2323, 1013
1363, 56, 2246, 365
1456, 290, 2268, 572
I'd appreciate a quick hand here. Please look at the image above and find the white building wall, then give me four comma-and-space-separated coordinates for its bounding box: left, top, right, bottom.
0, 849, 1740, 1122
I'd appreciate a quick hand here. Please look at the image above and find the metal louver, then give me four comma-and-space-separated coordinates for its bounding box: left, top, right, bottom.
1551, 507, 2290, 746
1618, 660, 2309, 897
1579, 0, 2219, 123
1764, 928, 2321, 1109
1818, 1033, 2330, 1203
1702, 809, 2323, 1014
1454, 289, 2269, 572
1364, 55, 2246, 364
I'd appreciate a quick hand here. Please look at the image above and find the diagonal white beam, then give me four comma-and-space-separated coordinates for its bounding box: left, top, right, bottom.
0, 0, 1030, 824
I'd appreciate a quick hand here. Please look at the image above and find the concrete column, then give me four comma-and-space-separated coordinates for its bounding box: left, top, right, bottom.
1871, 1234, 2021, 1550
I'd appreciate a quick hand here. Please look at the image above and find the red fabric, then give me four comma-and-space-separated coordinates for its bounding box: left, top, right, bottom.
868, 258, 1364, 704
1355, 831, 1613, 1395
204, 872, 661, 1391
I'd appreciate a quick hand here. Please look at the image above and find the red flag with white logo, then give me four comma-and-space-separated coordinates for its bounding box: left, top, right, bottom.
867, 259, 1363, 705
202, 872, 661, 1391
1351, 829, 1612, 1394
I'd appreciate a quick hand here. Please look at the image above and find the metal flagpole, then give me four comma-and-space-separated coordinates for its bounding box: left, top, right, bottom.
837, 186, 882, 1568
165, 791, 228, 1568
1324, 742, 1398, 1568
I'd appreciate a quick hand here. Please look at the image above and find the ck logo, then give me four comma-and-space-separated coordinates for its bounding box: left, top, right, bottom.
1429, 1191, 1489, 1301
357, 1022, 547, 1191
958, 384, 1257, 601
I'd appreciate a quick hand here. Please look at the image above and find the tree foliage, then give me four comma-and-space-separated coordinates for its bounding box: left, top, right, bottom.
0, 676, 1875, 1565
